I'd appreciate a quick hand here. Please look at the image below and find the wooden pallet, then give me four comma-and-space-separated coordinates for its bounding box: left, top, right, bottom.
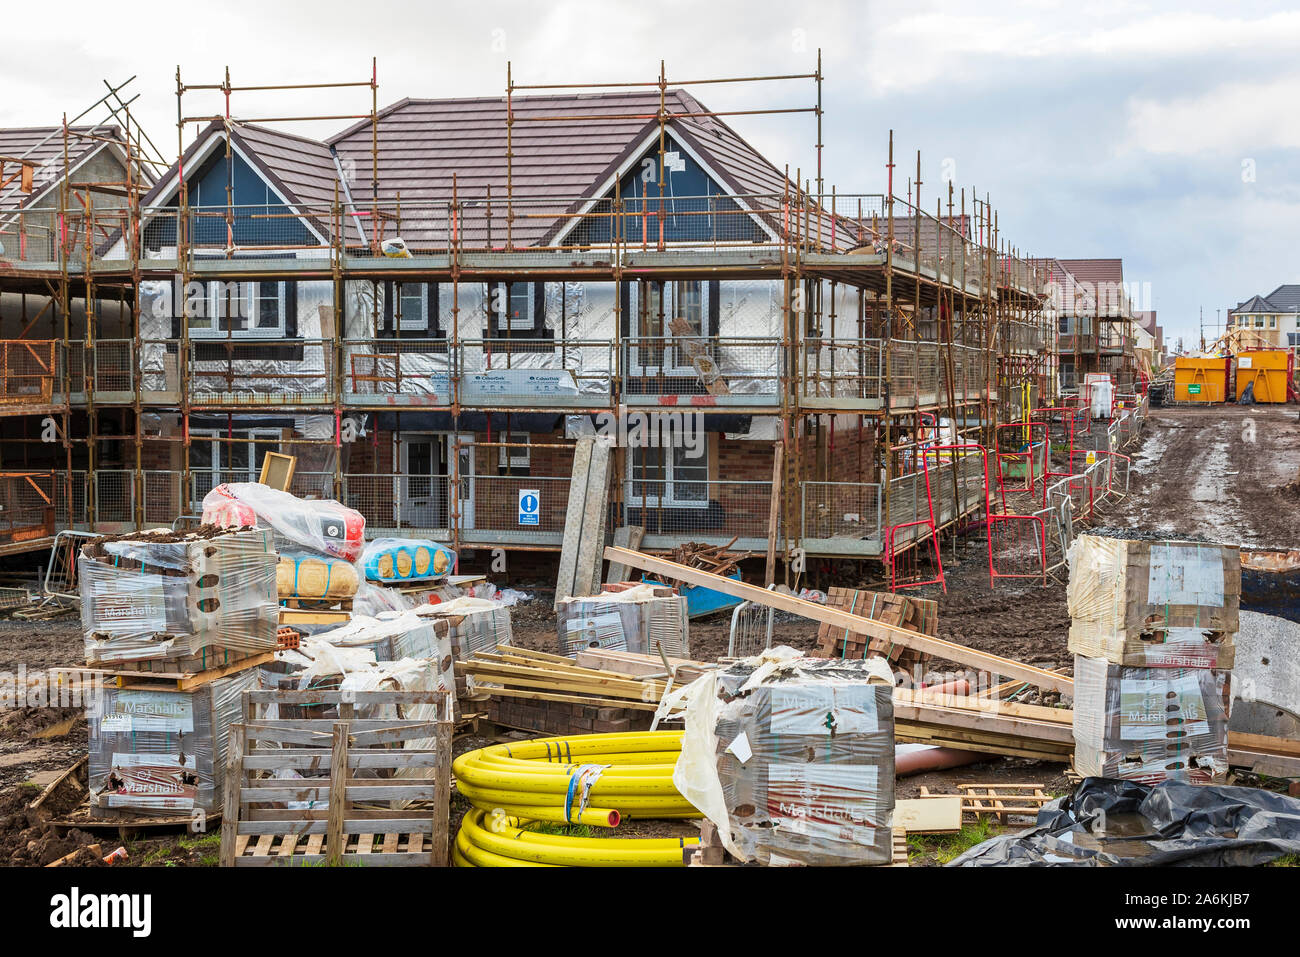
55, 651, 275, 692
954, 784, 1054, 823
221, 689, 453, 867
94, 644, 267, 676
685, 820, 908, 867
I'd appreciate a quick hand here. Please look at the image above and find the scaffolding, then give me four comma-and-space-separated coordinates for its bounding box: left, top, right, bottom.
0, 58, 1058, 586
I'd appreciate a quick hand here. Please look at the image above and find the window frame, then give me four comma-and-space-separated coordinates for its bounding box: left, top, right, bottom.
626, 441, 710, 509
498, 432, 531, 473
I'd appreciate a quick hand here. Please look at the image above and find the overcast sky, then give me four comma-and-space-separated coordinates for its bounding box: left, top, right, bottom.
5, 0, 1297, 347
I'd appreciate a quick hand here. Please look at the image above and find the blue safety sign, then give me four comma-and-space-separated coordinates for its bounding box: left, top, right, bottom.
519, 489, 540, 526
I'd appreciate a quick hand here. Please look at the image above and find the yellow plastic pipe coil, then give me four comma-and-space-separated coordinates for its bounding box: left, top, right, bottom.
452, 731, 701, 867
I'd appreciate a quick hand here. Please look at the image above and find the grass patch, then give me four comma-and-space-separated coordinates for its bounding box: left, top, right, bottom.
178, 832, 221, 851
524, 821, 594, 839
1268, 853, 1299, 867
909, 818, 1002, 865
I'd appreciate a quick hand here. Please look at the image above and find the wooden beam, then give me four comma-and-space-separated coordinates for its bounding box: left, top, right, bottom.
603, 546, 1074, 693
765, 441, 784, 586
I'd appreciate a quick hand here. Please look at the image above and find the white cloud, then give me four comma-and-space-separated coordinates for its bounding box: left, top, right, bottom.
1125, 74, 1300, 154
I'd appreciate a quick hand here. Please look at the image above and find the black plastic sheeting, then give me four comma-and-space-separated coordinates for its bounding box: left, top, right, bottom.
949, 778, 1300, 866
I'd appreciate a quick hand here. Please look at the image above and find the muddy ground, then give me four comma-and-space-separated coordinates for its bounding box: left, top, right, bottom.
0, 404, 1295, 865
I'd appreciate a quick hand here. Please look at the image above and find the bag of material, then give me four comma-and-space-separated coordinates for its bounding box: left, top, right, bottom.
202, 482, 365, 562
361, 538, 456, 583
277, 553, 359, 600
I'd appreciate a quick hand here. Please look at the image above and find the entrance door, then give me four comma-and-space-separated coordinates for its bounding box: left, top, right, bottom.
398, 434, 441, 530
453, 433, 475, 529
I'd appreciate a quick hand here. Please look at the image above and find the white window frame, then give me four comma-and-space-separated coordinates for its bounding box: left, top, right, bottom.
187, 252, 290, 339
626, 441, 710, 509
630, 280, 710, 375
491, 281, 536, 332
188, 426, 281, 505
394, 282, 432, 333
498, 432, 531, 471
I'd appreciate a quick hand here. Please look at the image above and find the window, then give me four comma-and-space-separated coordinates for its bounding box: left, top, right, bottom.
491, 282, 536, 332
1256, 316, 1266, 328
498, 432, 531, 474
1269, 316, 1277, 329
188, 280, 289, 337
1058, 317, 1071, 334
629, 443, 708, 507
189, 428, 281, 498
383, 282, 433, 333
639, 280, 706, 339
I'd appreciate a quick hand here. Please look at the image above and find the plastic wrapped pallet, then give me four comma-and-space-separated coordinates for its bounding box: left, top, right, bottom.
87, 667, 259, 817
79, 527, 278, 665
278, 610, 459, 715
1067, 623, 1235, 669
1072, 654, 1232, 785
419, 597, 514, 661
662, 647, 896, 866
556, 585, 688, 659
1066, 535, 1240, 641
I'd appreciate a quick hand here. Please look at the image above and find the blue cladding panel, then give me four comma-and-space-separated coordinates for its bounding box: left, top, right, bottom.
146, 146, 315, 248
575, 134, 764, 245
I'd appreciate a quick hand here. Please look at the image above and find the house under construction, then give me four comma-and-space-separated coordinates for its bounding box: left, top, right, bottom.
0, 63, 1059, 580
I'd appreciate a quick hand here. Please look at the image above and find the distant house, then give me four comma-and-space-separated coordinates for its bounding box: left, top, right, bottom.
1133, 310, 1163, 364
1228, 286, 1300, 349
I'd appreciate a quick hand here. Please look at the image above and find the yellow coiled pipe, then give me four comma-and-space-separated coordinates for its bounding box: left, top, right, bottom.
453, 731, 700, 867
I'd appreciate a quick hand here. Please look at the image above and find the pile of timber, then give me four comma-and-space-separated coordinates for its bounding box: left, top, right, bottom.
459, 647, 668, 713
667, 538, 750, 577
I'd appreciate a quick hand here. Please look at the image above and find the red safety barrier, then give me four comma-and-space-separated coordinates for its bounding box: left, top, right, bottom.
885, 519, 945, 593
994, 421, 1049, 507
988, 514, 1048, 586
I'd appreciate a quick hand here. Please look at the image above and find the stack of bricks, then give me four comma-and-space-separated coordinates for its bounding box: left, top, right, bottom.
485, 697, 652, 737
79, 526, 279, 670
1067, 535, 1239, 785
813, 588, 936, 677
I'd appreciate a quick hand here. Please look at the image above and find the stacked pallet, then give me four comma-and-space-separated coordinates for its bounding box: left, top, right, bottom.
813, 588, 937, 674
1068, 536, 1239, 784
460, 647, 667, 736
58, 527, 282, 821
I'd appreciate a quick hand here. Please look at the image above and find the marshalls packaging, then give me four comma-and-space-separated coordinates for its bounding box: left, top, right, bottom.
662, 647, 895, 866
87, 667, 258, 816
1072, 654, 1232, 785
79, 527, 279, 664
1066, 535, 1240, 641
556, 586, 688, 658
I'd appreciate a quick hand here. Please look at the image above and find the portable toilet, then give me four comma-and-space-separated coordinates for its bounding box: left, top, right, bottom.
1235, 349, 1293, 403
1173, 356, 1230, 402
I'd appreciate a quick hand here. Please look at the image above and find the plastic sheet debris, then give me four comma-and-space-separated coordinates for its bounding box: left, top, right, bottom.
949, 777, 1300, 866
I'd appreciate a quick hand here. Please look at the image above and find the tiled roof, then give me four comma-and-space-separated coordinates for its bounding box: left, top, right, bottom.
0, 125, 122, 213
326, 89, 793, 246
1263, 284, 1300, 312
